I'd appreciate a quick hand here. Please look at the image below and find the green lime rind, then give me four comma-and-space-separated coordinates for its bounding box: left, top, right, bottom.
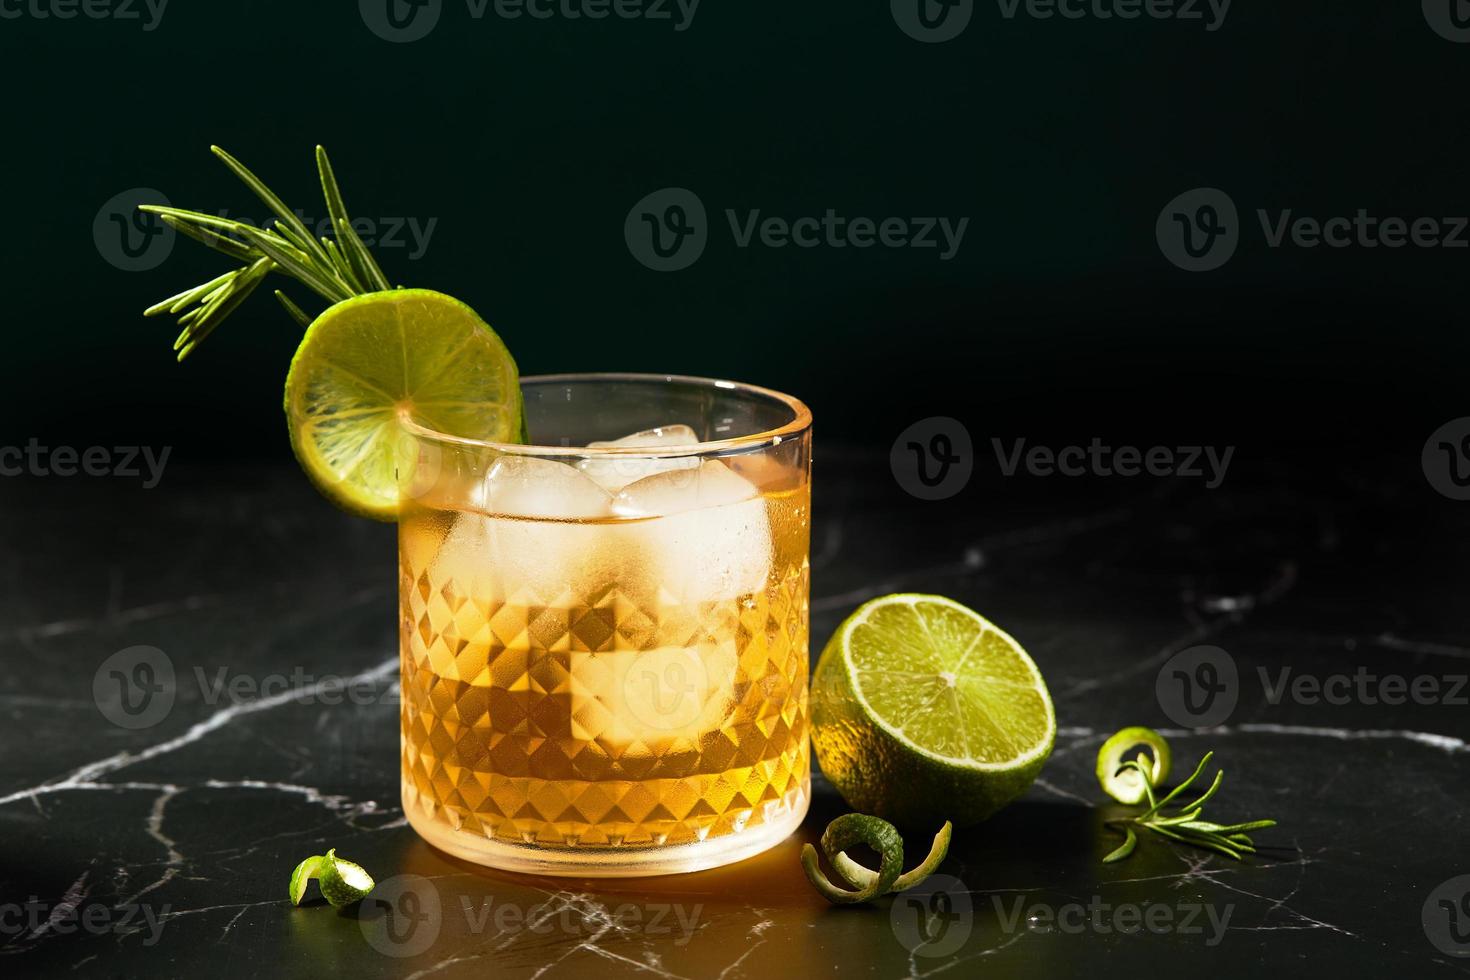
317, 849, 376, 908
1095, 727, 1172, 805
288, 854, 324, 905
832, 820, 952, 893
811, 594, 1056, 829
801, 814, 905, 906
284, 288, 522, 522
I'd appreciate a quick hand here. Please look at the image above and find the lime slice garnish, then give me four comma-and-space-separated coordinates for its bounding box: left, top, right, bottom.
1095, 726, 1172, 805
811, 594, 1056, 828
288, 854, 323, 905
317, 849, 375, 908
284, 289, 520, 521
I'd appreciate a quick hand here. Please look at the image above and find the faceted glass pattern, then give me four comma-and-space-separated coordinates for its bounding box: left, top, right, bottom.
399, 485, 810, 871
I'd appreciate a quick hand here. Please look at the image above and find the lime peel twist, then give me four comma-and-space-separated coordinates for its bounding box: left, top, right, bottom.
1095, 726, 1171, 805
288, 855, 322, 906
801, 814, 952, 905
288, 849, 376, 908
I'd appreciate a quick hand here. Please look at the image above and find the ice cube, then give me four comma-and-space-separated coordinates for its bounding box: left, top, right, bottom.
435, 457, 613, 606
434, 511, 610, 608
577, 424, 702, 493
613, 460, 772, 601
611, 458, 760, 518
429, 456, 766, 748
477, 456, 612, 519
433, 457, 768, 629
589, 424, 701, 449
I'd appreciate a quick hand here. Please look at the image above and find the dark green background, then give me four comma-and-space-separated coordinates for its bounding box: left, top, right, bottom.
2, 1, 1465, 461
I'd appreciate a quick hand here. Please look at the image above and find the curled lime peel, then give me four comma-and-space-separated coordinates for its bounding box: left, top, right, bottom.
833, 820, 953, 893
317, 848, 376, 908
1096, 726, 1171, 805
801, 814, 905, 906
289, 854, 324, 905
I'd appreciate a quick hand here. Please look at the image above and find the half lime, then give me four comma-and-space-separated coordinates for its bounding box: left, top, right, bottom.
811, 594, 1055, 828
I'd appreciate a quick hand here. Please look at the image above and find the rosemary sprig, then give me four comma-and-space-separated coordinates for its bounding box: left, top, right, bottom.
1102, 750, 1276, 862
139, 145, 392, 361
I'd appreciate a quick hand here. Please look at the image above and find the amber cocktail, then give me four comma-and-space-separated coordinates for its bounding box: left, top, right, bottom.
398, 374, 811, 876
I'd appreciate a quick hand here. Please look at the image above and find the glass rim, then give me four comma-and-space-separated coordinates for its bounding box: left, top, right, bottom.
399, 372, 812, 458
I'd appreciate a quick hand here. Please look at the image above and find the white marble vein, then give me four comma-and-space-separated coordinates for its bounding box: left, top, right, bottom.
0, 656, 398, 808
1052, 723, 1469, 755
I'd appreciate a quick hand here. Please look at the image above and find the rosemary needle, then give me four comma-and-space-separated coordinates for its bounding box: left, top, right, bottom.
139, 146, 391, 361
1098, 736, 1277, 863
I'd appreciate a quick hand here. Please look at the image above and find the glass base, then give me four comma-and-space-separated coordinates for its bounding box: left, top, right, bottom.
404, 783, 810, 878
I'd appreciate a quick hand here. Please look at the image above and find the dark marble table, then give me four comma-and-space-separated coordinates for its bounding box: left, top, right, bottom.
3, 447, 1468, 978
